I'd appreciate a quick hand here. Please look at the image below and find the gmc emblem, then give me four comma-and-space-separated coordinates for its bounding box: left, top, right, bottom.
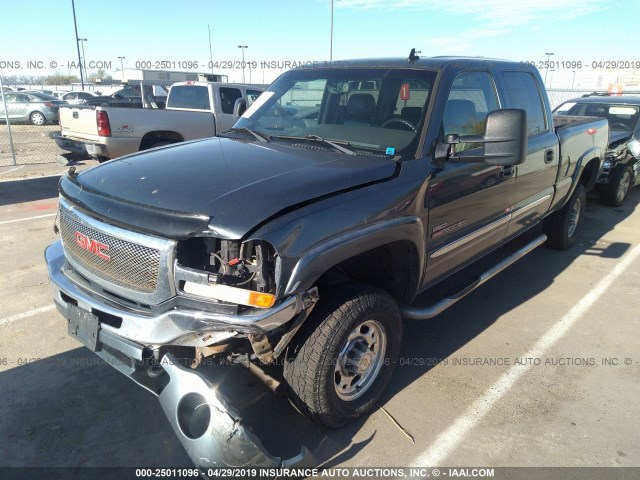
74, 231, 110, 261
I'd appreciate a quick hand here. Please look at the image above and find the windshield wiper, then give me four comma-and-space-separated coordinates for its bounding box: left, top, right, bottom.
226, 127, 270, 142
276, 134, 355, 155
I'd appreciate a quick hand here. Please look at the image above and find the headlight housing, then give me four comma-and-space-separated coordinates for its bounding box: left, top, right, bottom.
174, 237, 278, 308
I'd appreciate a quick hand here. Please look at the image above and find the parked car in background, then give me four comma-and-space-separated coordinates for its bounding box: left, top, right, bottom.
83, 84, 168, 108
0, 91, 67, 125
554, 95, 640, 206
51, 91, 69, 99
59, 90, 99, 104
26, 89, 57, 96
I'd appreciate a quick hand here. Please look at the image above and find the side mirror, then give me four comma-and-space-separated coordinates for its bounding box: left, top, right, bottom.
233, 98, 247, 118
437, 109, 527, 166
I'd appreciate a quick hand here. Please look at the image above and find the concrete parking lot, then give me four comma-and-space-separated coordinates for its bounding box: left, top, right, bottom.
1, 161, 638, 476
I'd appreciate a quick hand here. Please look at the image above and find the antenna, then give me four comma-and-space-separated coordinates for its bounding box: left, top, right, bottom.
408, 48, 421, 63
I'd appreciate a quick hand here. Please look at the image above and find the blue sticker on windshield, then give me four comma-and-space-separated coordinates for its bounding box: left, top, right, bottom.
386, 147, 395, 155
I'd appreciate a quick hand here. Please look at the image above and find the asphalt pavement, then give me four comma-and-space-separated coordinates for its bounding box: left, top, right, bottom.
1, 161, 638, 477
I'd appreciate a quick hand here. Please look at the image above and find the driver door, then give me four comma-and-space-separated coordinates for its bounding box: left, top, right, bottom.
424, 71, 515, 283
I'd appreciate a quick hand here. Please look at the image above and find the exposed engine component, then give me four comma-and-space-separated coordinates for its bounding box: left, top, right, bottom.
176, 238, 276, 294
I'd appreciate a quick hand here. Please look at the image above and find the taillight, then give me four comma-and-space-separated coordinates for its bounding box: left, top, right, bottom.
44, 101, 53, 107
96, 110, 111, 137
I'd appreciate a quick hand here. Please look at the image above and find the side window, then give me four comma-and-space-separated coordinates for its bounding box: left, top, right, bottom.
444, 71, 499, 150
219, 87, 242, 114
502, 71, 547, 135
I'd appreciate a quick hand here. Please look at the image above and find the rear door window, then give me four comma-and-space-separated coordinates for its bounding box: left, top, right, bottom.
168, 85, 211, 110
502, 71, 547, 135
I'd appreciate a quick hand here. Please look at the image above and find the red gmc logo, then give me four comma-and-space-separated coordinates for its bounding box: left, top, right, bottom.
74, 231, 110, 261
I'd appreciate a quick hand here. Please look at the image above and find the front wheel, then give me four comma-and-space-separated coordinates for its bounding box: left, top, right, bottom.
283, 283, 402, 428
544, 183, 586, 250
600, 164, 632, 207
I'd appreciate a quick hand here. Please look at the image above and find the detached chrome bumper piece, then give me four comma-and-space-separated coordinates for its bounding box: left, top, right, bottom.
159, 354, 312, 468
45, 241, 315, 468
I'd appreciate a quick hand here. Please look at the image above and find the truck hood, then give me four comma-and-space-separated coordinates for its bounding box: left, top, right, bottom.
61, 137, 397, 239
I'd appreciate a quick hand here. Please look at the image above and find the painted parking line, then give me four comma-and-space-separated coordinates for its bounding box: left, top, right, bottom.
409, 243, 640, 468
0, 172, 66, 182
0, 213, 56, 225
0, 166, 24, 176
0, 305, 55, 327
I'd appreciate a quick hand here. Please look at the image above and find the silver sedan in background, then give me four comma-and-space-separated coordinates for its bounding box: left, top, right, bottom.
0, 91, 67, 125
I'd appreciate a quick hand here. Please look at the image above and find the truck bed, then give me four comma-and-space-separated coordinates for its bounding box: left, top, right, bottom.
553, 114, 604, 131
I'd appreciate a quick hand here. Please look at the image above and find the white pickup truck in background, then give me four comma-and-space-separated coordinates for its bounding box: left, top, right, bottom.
55, 82, 263, 161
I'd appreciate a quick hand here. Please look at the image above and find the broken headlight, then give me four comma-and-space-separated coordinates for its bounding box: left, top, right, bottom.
175, 238, 278, 308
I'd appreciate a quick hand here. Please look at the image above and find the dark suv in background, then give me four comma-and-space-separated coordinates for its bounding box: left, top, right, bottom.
554, 95, 640, 206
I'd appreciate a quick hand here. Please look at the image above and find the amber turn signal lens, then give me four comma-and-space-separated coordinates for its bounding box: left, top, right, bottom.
248, 292, 276, 308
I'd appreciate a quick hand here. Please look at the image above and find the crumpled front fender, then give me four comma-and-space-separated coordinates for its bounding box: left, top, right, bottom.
158, 354, 313, 469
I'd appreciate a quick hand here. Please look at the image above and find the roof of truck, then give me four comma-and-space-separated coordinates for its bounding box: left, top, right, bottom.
299, 56, 524, 70
560, 95, 640, 105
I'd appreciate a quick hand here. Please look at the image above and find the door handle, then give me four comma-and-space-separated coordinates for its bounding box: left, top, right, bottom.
544, 149, 554, 164
501, 165, 515, 178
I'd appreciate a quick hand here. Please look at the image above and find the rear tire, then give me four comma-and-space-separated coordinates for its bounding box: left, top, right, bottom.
600, 164, 632, 207
30, 111, 46, 126
283, 282, 402, 428
544, 184, 586, 250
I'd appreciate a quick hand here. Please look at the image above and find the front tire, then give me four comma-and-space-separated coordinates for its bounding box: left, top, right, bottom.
544, 184, 586, 250
601, 164, 632, 207
283, 283, 402, 428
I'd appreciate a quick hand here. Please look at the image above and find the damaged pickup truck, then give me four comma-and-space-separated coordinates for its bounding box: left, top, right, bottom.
45, 55, 608, 468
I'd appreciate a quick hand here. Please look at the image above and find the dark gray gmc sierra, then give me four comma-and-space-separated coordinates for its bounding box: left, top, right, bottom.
45, 55, 609, 469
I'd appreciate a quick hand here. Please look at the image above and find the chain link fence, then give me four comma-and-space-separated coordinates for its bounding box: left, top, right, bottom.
0, 80, 69, 166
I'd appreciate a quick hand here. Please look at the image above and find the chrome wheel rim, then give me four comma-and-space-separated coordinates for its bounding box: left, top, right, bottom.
568, 197, 581, 237
334, 319, 387, 401
617, 170, 631, 204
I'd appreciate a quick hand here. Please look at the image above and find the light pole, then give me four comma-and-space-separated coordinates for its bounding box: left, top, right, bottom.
544, 52, 554, 87
571, 70, 576, 90
549, 69, 555, 88
78, 38, 87, 83
330, 0, 340, 62
238, 45, 248, 83
118, 56, 125, 82
208, 25, 214, 75
71, 0, 84, 90
330, 0, 334, 61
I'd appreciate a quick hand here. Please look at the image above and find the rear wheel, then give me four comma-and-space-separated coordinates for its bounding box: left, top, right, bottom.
30, 111, 46, 126
283, 282, 402, 428
544, 184, 586, 250
600, 164, 632, 207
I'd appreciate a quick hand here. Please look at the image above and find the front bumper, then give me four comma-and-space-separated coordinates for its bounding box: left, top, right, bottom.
45, 240, 315, 468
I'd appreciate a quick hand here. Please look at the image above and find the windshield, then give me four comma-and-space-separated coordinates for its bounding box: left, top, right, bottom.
234, 67, 436, 155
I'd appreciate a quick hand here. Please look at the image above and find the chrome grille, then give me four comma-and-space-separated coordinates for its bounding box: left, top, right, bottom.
60, 209, 160, 293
